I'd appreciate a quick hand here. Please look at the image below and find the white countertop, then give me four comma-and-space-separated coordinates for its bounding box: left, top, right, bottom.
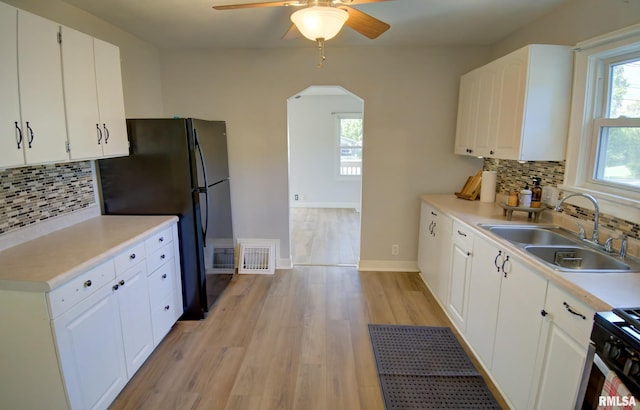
0, 215, 178, 292
422, 194, 640, 311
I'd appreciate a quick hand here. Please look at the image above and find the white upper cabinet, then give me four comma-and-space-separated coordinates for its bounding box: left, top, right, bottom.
0, 5, 68, 168
454, 44, 572, 161
61, 27, 128, 160
0, 3, 23, 167
94, 38, 128, 157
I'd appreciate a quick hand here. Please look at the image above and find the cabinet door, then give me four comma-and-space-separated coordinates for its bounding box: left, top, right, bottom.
61, 26, 102, 160
494, 51, 526, 159
17, 10, 68, 165
94, 38, 128, 157
448, 227, 473, 332
454, 71, 480, 155
116, 261, 154, 378
0, 3, 25, 168
491, 257, 547, 410
532, 320, 589, 410
434, 214, 452, 303
473, 66, 499, 157
53, 284, 127, 410
465, 236, 503, 368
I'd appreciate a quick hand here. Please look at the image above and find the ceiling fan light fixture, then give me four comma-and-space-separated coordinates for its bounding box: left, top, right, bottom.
290, 6, 348, 41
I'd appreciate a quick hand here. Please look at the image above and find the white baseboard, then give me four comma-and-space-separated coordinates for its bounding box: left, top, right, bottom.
277, 258, 293, 270
290, 202, 360, 211
357, 259, 419, 272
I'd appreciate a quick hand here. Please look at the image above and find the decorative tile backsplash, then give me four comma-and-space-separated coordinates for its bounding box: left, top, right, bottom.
0, 162, 95, 235
484, 158, 640, 241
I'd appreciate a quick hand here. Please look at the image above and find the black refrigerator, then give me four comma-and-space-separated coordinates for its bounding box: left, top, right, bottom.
97, 118, 234, 320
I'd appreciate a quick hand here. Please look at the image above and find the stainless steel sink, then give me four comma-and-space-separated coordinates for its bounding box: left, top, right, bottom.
524, 245, 634, 272
482, 225, 577, 246
479, 224, 640, 273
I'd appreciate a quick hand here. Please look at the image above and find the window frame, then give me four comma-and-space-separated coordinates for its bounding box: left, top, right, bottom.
334, 112, 363, 179
562, 24, 640, 221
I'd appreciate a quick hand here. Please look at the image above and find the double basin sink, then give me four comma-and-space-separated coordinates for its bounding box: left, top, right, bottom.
479, 224, 640, 273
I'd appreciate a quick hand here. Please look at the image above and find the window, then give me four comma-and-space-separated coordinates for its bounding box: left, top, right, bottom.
563, 25, 640, 218
592, 55, 640, 190
336, 113, 363, 177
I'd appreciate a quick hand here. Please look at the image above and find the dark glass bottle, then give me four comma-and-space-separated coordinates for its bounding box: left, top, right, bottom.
531, 177, 542, 208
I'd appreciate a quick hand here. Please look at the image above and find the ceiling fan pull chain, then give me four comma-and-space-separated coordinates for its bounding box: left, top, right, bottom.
316, 38, 326, 68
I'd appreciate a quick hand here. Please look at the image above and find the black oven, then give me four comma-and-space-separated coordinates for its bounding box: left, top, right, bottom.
582, 309, 640, 409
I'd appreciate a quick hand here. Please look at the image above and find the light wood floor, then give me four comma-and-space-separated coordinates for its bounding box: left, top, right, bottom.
290, 208, 360, 266
110, 268, 508, 409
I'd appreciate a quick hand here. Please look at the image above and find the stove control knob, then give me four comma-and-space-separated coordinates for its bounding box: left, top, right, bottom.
607, 342, 621, 360
625, 358, 640, 377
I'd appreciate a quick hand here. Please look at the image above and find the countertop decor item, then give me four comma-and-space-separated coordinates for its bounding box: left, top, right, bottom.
455, 169, 483, 200
499, 201, 545, 222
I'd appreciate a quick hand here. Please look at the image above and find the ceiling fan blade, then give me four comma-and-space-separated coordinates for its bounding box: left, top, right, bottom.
339, 5, 390, 39
213, 1, 303, 10
282, 24, 302, 40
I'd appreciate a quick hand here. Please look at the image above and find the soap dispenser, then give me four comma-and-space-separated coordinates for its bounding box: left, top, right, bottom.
531, 177, 542, 208
519, 184, 532, 208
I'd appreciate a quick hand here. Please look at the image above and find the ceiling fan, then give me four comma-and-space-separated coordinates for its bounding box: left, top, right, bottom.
213, 0, 392, 66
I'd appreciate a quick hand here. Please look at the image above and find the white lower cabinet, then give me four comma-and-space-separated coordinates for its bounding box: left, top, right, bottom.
491, 254, 548, 410
464, 235, 503, 368
447, 221, 474, 332
417, 202, 452, 303
530, 282, 595, 410
0, 222, 182, 410
53, 274, 128, 410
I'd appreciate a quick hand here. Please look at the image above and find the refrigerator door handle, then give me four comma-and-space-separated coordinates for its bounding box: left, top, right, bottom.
194, 129, 209, 246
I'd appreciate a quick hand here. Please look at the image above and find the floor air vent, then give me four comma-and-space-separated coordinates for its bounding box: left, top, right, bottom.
238, 241, 276, 274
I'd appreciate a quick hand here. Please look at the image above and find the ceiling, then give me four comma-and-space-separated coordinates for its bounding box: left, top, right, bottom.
60, 0, 569, 49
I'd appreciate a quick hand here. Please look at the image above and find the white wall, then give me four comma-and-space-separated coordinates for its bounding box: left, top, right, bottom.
288, 93, 363, 209
490, 0, 640, 58
3, 0, 164, 117
159, 46, 488, 268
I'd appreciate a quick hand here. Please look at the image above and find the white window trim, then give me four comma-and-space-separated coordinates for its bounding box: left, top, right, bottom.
562, 23, 640, 222
334, 112, 363, 180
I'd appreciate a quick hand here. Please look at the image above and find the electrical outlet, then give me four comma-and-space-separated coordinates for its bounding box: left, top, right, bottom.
391, 244, 399, 256
294, 194, 299, 201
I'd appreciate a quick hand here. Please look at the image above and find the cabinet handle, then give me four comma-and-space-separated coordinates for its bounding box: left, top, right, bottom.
466, 251, 471, 256
96, 124, 103, 144
428, 221, 434, 236
501, 255, 510, 277
15, 122, 23, 149
103, 124, 110, 144
130, 253, 136, 260
457, 230, 467, 237
431, 222, 437, 237
490, 150, 495, 155
493, 250, 502, 272
112, 284, 119, 291
162, 273, 167, 279
159, 237, 164, 243
164, 305, 170, 310
26, 122, 34, 148
84, 280, 92, 288
431, 211, 437, 216
119, 280, 125, 286
563, 302, 586, 320
160, 254, 166, 260
540, 309, 548, 317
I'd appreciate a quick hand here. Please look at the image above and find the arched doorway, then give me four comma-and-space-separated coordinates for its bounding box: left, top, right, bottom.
287, 85, 364, 266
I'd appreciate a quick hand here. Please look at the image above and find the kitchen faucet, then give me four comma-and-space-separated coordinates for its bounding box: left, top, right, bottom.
555, 193, 600, 244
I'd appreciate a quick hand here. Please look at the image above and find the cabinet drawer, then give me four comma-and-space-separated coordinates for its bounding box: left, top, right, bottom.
147, 243, 174, 274
114, 242, 146, 275
145, 227, 173, 254
452, 220, 474, 250
48, 260, 116, 318
151, 291, 180, 345
148, 262, 176, 307
545, 282, 595, 345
